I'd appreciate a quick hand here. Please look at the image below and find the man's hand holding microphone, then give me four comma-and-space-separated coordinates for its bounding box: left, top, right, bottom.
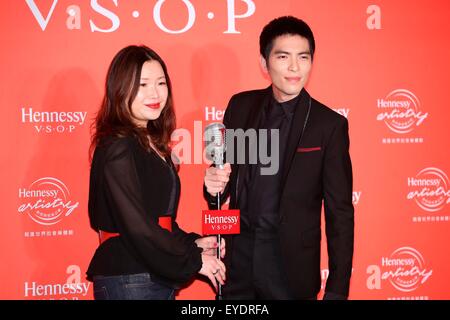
204, 163, 231, 197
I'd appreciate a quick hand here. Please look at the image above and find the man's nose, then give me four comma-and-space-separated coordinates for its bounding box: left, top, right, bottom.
288, 57, 299, 72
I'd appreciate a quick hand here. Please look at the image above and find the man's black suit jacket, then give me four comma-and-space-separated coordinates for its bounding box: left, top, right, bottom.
205, 87, 354, 298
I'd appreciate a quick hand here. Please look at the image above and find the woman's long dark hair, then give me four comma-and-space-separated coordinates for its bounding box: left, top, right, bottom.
90, 45, 176, 160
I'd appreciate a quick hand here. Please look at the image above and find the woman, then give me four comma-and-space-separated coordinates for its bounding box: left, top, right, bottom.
87, 45, 225, 300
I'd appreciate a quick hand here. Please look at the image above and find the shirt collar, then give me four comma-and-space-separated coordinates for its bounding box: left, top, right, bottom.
270, 93, 301, 117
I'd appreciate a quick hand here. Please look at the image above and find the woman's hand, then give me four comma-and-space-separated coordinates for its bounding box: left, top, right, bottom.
198, 254, 226, 291
195, 236, 225, 258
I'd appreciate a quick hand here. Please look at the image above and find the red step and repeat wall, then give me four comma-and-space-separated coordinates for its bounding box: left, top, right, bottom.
1, 0, 449, 300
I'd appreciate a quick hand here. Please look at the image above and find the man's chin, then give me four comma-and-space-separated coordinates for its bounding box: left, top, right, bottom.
284, 89, 303, 97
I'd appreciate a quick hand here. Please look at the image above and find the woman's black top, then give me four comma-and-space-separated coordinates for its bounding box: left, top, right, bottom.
86, 136, 202, 288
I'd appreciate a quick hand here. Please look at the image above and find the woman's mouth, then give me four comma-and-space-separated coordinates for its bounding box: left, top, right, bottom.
146, 103, 160, 110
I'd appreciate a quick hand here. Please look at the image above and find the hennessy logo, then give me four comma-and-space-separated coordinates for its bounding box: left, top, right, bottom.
202, 210, 240, 235
25, 0, 256, 34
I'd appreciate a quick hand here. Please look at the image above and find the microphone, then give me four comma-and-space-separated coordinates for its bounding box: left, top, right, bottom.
204, 122, 227, 300
204, 122, 226, 169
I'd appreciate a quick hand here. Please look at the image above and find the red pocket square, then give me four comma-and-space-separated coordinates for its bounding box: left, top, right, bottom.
297, 147, 321, 152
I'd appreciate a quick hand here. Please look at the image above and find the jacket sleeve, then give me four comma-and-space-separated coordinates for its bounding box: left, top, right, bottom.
172, 221, 202, 244
103, 139, 202, 284
322, 117, 354, 297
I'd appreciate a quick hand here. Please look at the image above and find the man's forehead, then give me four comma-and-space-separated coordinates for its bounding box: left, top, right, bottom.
271, 35, 310, 52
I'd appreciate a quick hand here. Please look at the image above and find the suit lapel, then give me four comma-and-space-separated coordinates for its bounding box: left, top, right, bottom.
280, 89, 311, 195
235, 87, 271, 204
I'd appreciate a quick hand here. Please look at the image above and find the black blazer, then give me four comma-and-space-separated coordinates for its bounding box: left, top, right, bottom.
87, 136, 202, 287
205, 87, 354, 298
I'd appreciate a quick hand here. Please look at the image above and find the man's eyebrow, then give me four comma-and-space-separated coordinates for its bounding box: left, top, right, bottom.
272, 50, 311, 55
272, 50, 289, 55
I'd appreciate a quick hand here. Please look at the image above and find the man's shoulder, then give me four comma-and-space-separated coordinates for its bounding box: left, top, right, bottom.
225, 87, 270, 118
311, 97, 348, 124
228, 87, 270, 105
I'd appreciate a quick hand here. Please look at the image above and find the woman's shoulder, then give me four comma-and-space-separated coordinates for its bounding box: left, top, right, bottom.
95, 135, 138, 161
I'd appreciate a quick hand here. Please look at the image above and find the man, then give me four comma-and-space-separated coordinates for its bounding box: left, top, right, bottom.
204, 16, 354, 300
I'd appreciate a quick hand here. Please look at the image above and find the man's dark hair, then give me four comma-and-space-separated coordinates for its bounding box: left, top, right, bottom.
259, 16, 315, 61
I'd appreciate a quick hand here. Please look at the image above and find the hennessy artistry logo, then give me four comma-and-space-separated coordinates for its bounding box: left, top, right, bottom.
367, 247, 432, 293
376, 89, 427, 134
407, 167, 450, 212
18, 177, 79, 226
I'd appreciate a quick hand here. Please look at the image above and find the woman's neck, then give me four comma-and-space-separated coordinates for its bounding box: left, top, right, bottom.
148, 137, 166, 162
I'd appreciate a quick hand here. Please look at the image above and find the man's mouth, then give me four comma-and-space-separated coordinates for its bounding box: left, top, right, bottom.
285, 77, 301, 83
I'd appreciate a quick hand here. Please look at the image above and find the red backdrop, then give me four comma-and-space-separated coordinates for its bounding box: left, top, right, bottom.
1, 0, 449, 300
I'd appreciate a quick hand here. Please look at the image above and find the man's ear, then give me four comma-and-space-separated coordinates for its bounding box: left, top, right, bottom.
260, 55, 268, 74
